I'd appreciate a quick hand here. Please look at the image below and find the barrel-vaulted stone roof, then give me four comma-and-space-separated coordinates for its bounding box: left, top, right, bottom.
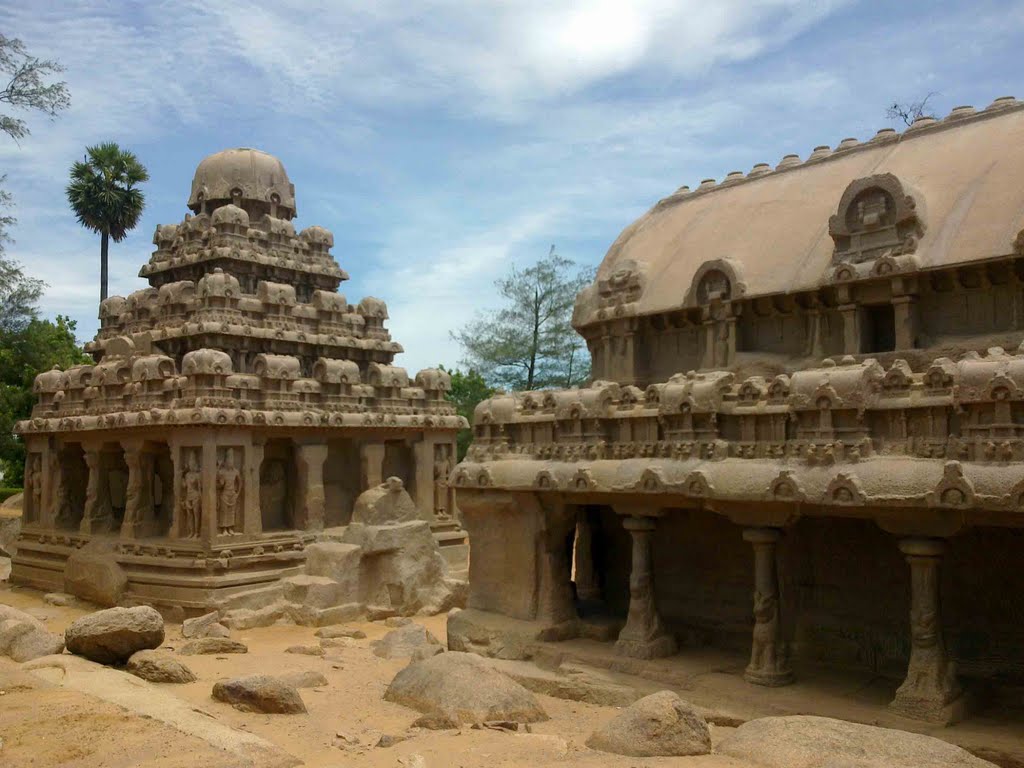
574, 99, 1024, 329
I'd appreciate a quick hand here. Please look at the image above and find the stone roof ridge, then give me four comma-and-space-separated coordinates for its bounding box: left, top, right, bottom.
653, 96, 1021, 212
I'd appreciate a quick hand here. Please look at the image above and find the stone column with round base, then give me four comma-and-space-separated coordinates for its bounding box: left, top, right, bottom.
614, 515, 677, 659
742, 527, 793, 686
890, 537, 965, 724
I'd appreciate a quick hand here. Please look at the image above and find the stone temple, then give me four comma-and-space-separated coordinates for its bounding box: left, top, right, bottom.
450, 98, 1024, 725
13, 148, 466, 613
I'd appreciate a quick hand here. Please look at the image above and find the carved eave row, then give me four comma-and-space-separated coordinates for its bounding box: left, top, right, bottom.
16, 407, 467, 435
451, 456, 1023, 526
85, 326, 403, 356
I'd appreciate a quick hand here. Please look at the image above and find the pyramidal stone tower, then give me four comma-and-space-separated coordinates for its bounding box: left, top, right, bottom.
14, 147, 466, 612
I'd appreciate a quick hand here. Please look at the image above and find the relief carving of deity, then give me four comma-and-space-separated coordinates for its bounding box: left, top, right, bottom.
216, 448, 241, 535
182, 450, 203, 538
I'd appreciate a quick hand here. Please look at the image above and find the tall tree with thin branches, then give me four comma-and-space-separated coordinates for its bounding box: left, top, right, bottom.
66, 142, 149, 302
453, 246, 593, 392
0, 34, 70, 143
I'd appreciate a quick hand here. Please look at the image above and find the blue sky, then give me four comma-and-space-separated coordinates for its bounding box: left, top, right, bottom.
1, 0, 1022, 373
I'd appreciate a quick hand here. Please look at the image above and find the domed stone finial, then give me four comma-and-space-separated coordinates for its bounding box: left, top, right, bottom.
188, 148, 297, 221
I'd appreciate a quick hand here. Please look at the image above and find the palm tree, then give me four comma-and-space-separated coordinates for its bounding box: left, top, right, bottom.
66, 142, 149, 302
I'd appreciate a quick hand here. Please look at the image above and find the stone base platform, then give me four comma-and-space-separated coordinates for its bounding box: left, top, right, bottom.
10, 527, 310, 617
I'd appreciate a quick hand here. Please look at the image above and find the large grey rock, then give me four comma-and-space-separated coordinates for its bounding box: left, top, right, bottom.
182, 611, 230, 639
0, 617, 65, 662
179, 637, 248, 655
212, 675, 306, 714
586, 690, 711, 757
717, 715, 997, 768
63, 540, 127, 606
127, 649, 197, 683
371, 623, 443, 659
65, 606, 164, 664
384, 651, 548, 727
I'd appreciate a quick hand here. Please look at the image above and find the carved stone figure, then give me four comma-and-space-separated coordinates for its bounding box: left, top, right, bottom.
182, 450, 203, 539
50, 451, 71, 527
433, 446, 452, 519
27, 453, 42, 523
216, 448, 241, 535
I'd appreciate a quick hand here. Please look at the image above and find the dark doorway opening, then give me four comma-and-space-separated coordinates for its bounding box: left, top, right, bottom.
861, 304, 896, 353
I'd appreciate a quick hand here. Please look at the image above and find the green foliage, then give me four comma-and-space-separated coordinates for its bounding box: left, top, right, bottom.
0, 487, 21, 503
0, 313, 91, 485
453, 246, 593, 393
441, 366, 496, 461
0, 254, 43, 334
0, 34, 70, 143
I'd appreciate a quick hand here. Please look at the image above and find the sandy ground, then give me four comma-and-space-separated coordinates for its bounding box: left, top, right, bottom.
0, 583, 754, 768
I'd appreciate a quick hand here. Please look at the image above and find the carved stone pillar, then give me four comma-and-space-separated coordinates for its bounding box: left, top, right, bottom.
243, 440, 264, 536
839, 303, 860, 355
361, 442, 385, 489
80, 446, 112, 534
890, 537, 965, 724
574, 508, 601, 602
295, 442, 328, 533
892, 295, 918, 350
120, 442, 148, 539
615, 515, 676, 659
742, 527, 793, 686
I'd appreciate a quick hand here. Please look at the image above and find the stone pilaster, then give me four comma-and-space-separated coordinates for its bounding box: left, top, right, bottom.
890, 537, 965, 724
574, 508, 601, 602
201, 439, 218, 545
295, 442, 328, 533
412, 436, 436, 521
742, 527, 793, 686
839, 303, 860, 354
614, 514, 676, 659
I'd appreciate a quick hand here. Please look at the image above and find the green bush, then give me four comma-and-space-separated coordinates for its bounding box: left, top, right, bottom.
0, 487, 22, 503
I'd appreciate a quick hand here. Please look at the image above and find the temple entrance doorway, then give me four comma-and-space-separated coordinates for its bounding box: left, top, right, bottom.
572, 505, 630, 624
260, 439, 295, 531
382, 439, 414, 496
